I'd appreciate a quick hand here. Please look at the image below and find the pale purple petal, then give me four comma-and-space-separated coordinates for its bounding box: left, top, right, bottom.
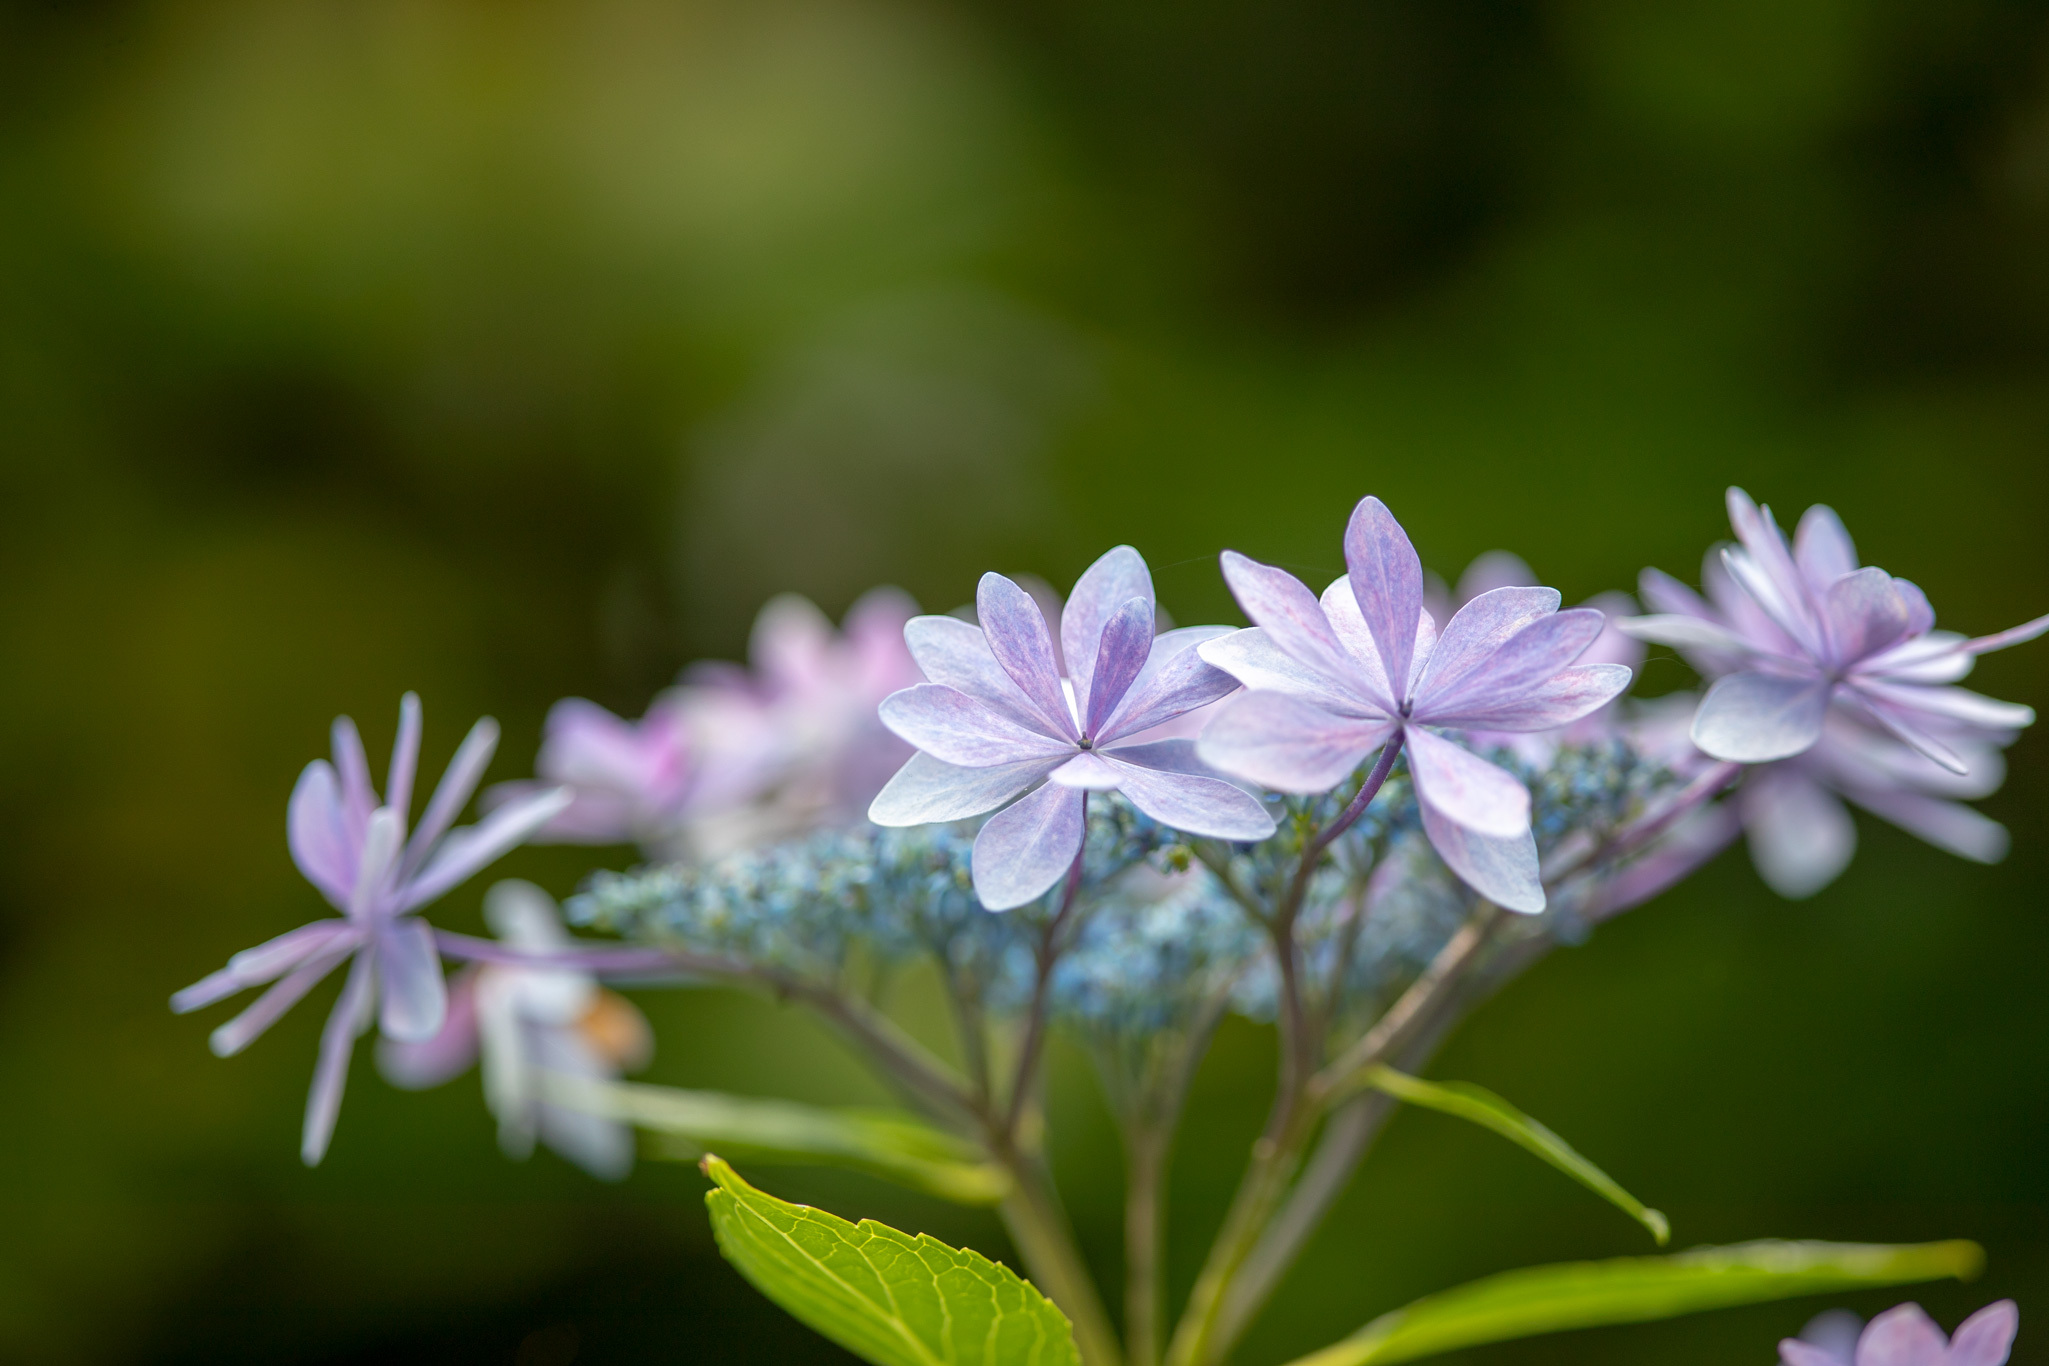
1320, 577, 1398, 712
1793, 503, 1859, 593
1196, 627, 1376, 716
386, 692, 423, 833
868, 751, 1056, 825
1416, 799, 1544, 913
748, 592, 835, 693
398, 786, 573, 912
1101, 625, 1240, 742
1860, 631, 1976, 685
1343, 496, 1426, 700
1061, 545, 1154, 714
902, 615, 1049, 732
1778, 1342, 1848, 1366
331, 715, 375, 844
1893, 578, 1936, 637
348, 808, 405, 920
287, 760, 355, 907
302, 952, 375, 1166
1616, 614, 1756, 656
1846, 787, 2009, 865
1691, 672, 1831, 763
1857, 1303, 1949, 1366
1741, 768, 1856, 899
402, 716, 501, 875
1098, 736, 1236, 780
1577, 592, 1645, 672
1959, 611, 2049, 656
1591, 804, 1741, 920
1725, 487, 1823, 653
1854, 696, 1970, 776
1795, 1308, 1865, 1366
377, 918, 448, 1043
1455, 551, 1535, 604
494, 780, 636, 844
1049, 752, 1123, 789
1852, 681, 2034, 733
1638, 566, 1717, 621
971, 781, 1086, 911
1218, 551, 1356, 688
868, 749, 1057, 823
1431, 664, 1633, 731
173, 918, 350, 1013
1823, 568, 1912, 667
1416, 607, 1605, 721
1195, 692, 1394, 794
1947, 1300, 2019, 1366
1405, 727, 1530, 839
209, 946, 353, 1057
878, 684, 1073, 767
1103, 754, 1276, 841
226, 919, 355, 986
1085, 596, 1156, 737
379, 968, 482, 1089
1413, 586, 1562, 705
977, 572, 1077, 740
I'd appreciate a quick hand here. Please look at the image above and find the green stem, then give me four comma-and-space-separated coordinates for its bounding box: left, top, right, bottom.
1124, 1127, 1168, 1366
999, 1149, 1125, 1366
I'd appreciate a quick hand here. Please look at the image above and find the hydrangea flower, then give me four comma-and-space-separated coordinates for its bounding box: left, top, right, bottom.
1195, 496, 1631, 912
498, 588, 921, 859
1624, 488, 2046, 773
380, 881, 652, 1180
869, 546, 1276, 910
1779, 1299, 2018, 1366
1736, 711, 2013, 898
171, 695, 570, 1164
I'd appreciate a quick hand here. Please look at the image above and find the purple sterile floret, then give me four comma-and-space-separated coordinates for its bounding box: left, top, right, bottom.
1623, 488, 2046, 774
171, 694, 570, 1165
869, 546, 1276, 910
1779, 1299, 2017, 1366
1195, 496, 1631, 914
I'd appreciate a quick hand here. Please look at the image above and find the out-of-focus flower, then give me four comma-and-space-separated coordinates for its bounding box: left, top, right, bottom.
1196, 496, 1631, 913
1623, 488, 2046, 773
1779, 1299, 2017, 1366
1738, 711, 2013, 898
688, 588, 924, 850
172, 695, 570, 1164
380, 881, 652, 1180
870, 546, 1274, 910
499, 588, 921, 859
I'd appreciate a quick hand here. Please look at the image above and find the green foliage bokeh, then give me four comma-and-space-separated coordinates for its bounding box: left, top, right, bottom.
0, 0, 2045, 1361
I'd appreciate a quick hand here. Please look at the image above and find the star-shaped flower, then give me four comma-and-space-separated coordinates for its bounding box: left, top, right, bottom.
869, 546, 1276, 910
1779, 1300, 2017, 1366
1193, 496, 1631, 913
1623, 488, 2046, 773
172, 694, 570, 1164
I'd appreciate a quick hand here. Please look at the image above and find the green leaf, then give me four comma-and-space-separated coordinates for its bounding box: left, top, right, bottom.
1284, 1238, 1985, 1366
1363, 1066, 1669, 1244
701, 1154, 1081, 1366
541, 1074, 1009, 1204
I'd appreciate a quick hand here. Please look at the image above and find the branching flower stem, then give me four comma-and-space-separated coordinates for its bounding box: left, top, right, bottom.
1164, 735, 1407, 1366
1190, 761, 1747, 1362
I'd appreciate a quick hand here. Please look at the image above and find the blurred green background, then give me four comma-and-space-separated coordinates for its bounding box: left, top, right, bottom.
3, 0, 2047, 1361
